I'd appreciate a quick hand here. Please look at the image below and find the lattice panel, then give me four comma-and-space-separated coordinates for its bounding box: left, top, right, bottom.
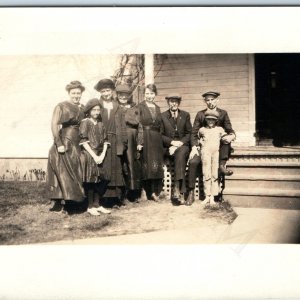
162, 158, 203, 199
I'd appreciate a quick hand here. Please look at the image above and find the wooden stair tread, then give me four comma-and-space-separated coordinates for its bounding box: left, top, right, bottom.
226, 174, 300, 181
228, 161, 300, 167
224, 187, 300, 197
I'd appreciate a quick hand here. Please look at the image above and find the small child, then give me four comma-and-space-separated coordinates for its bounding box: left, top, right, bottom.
79, 98, 111, 216
198, 110, 227, 206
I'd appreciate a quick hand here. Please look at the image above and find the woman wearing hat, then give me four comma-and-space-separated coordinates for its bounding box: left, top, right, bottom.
116, 84, 142, 202
79, 98, 111, 215
47, 80, 86, 212
94, 79, 127, 204
137, 84, 164, 201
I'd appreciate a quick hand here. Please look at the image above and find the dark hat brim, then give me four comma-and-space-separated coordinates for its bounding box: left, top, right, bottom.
202, 92, 220, 98
165, 96, 182, 101
84, 98, 101, 114
94, 79, 115, 92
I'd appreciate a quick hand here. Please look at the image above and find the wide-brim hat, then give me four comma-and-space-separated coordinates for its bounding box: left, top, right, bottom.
84, 98, 101, 114
94, 79, 115, 92
65, 80, 85, 92
115, 84, 132, 94
202, 91, 220, 98
204, 110, 219, 120
165, 93, 182, 102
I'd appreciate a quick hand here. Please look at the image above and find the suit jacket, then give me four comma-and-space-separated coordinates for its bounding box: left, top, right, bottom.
191, 107, 235, 147
161, 109, 192, 147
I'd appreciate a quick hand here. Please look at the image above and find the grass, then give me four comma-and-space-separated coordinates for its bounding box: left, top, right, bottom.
0, 182, 237, 245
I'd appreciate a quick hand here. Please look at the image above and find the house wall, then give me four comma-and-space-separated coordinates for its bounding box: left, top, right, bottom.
153, 54, 256, 147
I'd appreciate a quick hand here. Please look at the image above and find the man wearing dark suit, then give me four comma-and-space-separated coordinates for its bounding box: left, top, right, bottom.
187, 91, 236, 205
161, 94, 192, 205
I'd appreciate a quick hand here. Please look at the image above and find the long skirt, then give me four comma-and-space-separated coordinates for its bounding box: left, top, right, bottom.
102, 133, 125, 198
141, 128, 164, 180
123, 127, 142, 190
47, 138, 84, 202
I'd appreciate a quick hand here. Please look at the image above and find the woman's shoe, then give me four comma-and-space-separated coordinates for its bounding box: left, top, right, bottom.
202, 196, 210, 206
97, 206, 111, 214
87, 207, 100, 216
151, 193, 159, 202
49, 201, 63, 213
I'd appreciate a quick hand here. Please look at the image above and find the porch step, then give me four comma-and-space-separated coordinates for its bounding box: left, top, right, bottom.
228, 166, 300, 176
226, 174, 300, 190
224, 187, 300, 198
225, 195, 300, 210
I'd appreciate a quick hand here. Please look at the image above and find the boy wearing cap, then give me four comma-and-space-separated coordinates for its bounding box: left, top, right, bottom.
187, 91, 236, 205
161, 94, 192, 204
198, 110, 227, 206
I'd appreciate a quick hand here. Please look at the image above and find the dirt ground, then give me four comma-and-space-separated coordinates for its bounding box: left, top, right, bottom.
0, 182, 237, 245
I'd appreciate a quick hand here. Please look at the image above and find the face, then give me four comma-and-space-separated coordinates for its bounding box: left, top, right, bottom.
144, 88, 156, 102
206, 118, 217, 128
118, 92, 130, 104
68, 88, 82, 104
168, 99, 180, 111
100, 88, 113, 101
89, 105, 101, 120
204, 95, 219, 110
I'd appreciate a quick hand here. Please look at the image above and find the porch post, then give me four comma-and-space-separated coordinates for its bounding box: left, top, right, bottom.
248, 54, 256, 146
145, 54, 154, 85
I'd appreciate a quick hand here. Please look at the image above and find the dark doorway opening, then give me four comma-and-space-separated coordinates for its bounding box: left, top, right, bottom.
255, 54, 300, 147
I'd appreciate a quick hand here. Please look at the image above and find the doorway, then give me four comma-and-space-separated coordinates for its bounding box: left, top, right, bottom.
255, 54, 300, 147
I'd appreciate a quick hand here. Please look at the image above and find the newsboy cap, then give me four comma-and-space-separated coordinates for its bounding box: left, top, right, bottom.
202, 91, 220, 98
165, 93, 182, 101
84, 98, 101, 114
115, 84, 132, 94
204, 110, 219, 120
94, 79, 115, 92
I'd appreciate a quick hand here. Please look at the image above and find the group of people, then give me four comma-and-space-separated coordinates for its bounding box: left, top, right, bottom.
47, 78, 235, 215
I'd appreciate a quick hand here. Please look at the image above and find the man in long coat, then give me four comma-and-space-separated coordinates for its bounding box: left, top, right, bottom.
161, 94, 192, 205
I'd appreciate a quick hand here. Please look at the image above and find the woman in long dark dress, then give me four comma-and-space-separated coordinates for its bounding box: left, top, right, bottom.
94, 79, 127, 205
137, 84, 164, 201
116, 84, 142, 202
47, 80, 85, 212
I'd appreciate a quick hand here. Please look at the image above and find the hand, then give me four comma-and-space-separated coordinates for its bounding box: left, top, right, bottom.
221, 135, 234, 144
189, 146, 199, 160
171, 140, 183, 147
57, 146, 65, 153
94, 155, 104, 165
137, 145, 143, 151
169, 145, 178, 156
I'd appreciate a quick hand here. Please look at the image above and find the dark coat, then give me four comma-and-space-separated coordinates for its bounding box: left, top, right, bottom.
137, 101, 164, 180
98, 98, 127, 155
191, 107, 235, 147
161, 109, 192, 147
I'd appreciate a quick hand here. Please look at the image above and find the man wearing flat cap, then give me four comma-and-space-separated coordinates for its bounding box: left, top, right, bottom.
161, 94, 192, 204
187, 91, 236, 205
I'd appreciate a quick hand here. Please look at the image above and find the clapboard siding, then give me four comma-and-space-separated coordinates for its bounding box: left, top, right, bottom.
157, 78, 249, 88
156, 72, 248, 83
157, 54, 247, 64
155, 65, 248, 77
154, 54, 252, 146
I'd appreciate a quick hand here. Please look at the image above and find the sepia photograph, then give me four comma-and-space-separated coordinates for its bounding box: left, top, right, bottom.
1, 6, 300, 300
